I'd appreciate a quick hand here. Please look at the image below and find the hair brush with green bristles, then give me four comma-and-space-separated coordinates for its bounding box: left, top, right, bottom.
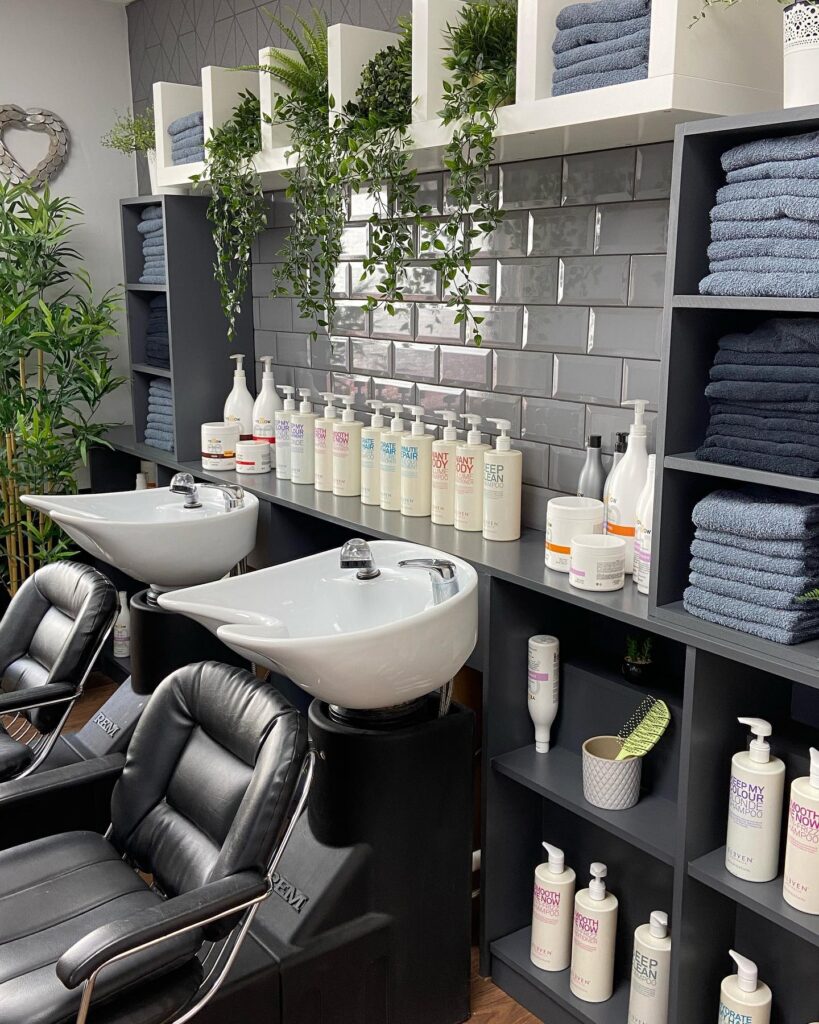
615, 695, 671, 761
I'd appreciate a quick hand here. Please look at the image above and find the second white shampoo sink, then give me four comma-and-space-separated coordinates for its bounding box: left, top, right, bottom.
159, 541, 479, 709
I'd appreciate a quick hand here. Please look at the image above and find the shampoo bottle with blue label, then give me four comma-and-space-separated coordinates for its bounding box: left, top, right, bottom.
718, 950, 771, 1024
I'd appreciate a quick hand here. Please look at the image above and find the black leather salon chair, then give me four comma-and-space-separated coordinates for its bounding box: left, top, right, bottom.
0, 562, 117, 781
0, 660, 311, 1024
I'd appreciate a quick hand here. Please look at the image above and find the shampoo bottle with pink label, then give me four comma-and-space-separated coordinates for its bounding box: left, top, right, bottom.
530, 842, 575, 972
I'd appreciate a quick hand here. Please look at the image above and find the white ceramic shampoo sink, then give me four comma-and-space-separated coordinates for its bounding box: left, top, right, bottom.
21, 486, 259, 590
158, 541, 479, 709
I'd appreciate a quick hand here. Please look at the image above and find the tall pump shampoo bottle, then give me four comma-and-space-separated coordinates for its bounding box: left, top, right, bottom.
275, 386, 296, 480
603, 431, 628, 529
361, 401, 386, 506
725, 718, 785, 883
252, 357, 282, 465
531, 842, 576, 972
224, 354, 255, 440
333, 396, 362, 497
628, 911, 671, 1024
290, 389, 317, 486
605, 400, 649, 573
432, 411, 459, 526
570, 863, 619, 1004
455, 414, 488, 533
783, 746, 819, 915
634, 453, 656, 592
401, 405, 433, 517
718, 950, 771, 1024
380, 405, 405, 512
483, 418, 522, 541
314, 393, 339, 493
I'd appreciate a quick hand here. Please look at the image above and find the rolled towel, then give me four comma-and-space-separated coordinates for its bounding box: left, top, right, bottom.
556, 0, 650, 29
552, 13, 650, 52
692, 488, 819, 541
137, 219, 165, 236
707, 412, 819, 440
691, 555, 819, 593
708, 239, 819, 262
727, 156, 819, 184
705, 379, 819, 403
148, 385, 172, 399
147, 401, 174, 414
700, 270, 819, 299
691, 537, 819, 575
142, 241, 166, 254
684, 588, 819, 645
139, 275, 167, 285
696, 444, 819, 479
167, 110, 204, 136
552, 63, 648, 95
684, 586, 819, 638
552, 44, 649, 84
144, 421, 174, 436
146, 410, 174, 425
695, 527, 819, 560
140, 205, 163, 221
143, 435, 175, 453
716, 179, 819, 205
172, 147, 205, 166
721, 130, 819, 174
709, 257, 819, 275
143, 259, 166, 270
169, 125, 205, 146
711, 196, 819, 223
711, 218, 819, 242
148, 377, 171, 392
690, 570, 814, 611
552, 27, 649, 68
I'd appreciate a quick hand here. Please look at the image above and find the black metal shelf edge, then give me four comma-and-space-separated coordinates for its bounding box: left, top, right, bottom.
132, 363, 172, 379
689, 847, 819, 948
492, 745, 676, 865
673, 294, 819, 313
664, 453, 819, 496
491, 927, 630, 1024
126, 283, 167, 292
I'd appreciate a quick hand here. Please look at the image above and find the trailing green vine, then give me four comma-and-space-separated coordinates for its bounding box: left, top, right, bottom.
428, 0, 518, 346
192, 91, 266, 343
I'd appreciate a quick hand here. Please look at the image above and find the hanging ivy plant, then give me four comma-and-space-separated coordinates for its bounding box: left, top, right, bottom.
192, 91, 266, 343
427, 0, 518, 346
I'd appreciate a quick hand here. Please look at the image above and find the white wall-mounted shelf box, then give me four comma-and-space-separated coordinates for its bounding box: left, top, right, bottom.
328, 24, 401, 115
153, 82, 206, 189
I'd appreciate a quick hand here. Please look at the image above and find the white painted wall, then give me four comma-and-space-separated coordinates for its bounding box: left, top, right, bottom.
0, 0, 137, 427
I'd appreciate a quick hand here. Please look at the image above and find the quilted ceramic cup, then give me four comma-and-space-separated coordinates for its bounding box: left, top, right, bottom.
582, 735, 642, 810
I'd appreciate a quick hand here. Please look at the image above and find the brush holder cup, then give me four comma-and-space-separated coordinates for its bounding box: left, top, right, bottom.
582, 735, 642, 811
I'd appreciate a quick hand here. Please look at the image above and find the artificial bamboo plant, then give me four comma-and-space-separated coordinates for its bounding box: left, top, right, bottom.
0, 180, 123, 596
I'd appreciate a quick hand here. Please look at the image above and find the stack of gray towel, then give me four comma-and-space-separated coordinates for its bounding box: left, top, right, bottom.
168, 111, 205, 165
552, 0, 650, 97
144, 294, 169, 370
700, 130, 819, 298
698, 318, 819, 479
684, 488, 819, 645
137, 205, 165, 286
144, 378, 174, 452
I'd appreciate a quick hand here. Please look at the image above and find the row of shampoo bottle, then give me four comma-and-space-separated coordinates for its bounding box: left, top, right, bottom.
719, 951, 771, 1024
333, 396, 362, 497
401, 406, 433, 517
361, 401, 386, 505
314, 393, 338, 492
275, 386, 296, 480
432, 411, 459, 525
628, 911, 671, 1024
605, 400, 649, 574
783, 746, 819, 915
570, 863, 618, 1004
380, 405, 405, 511
252, 357, 282, 464
531, 843, 575, 972
291, 389, 316, 485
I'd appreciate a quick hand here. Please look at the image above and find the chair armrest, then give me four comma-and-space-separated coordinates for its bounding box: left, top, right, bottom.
0, 682, 76, 714
57, 871, 268, 989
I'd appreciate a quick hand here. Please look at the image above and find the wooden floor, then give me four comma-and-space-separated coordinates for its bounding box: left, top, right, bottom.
67, 684, 537, 1022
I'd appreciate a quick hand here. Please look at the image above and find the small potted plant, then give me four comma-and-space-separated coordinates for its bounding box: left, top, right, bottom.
101, 108, 161, 194
622, 635, 654, 685
694, 0, 819, 108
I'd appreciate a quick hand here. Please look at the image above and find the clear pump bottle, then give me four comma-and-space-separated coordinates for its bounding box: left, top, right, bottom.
361, 401, 386, 506
224, 354, 255, 440
380, 404, 405, 512
314, 393, 339, 492
455, 414, 487, 533
333, 396, 362, 497
401, 405, 433, 518
290, 388, 317, 486
483, 418, 522, 542
432, 411, 459, 526
275, 386, 296, 480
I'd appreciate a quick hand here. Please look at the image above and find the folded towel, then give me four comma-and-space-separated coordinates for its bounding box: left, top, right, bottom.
690, 570, 813, 611
137, 219, 165, 236
727, 156, 819, 184
692, 488, 819, 540
552, 44, 648, 84
143, 435, 175, 453
700, 271, 819, 298
708, 239, 819, 262
691, 536, 819, 575
552, 63, 648, 95
142, 244, 166, 256
711, 196, 819, 224
705, 379, 819, 403
552, 26, 649, 68
556, 0, 650, 29
149, 294, 166, 306
169, 125, 205, 146
140, 206, 163, 221
684, 587, 819, 644
146, 359, 170, 371
148, 386, 172, 398
145, 332, 170, 344
172, 147, 205, 166
167, 110, 204, 136
144, 424, 174, 440
684, 585, 819, 636
700, 432, 819, 462
717, 318, 819, 355
148, 378, 171, 391
142, 258, 166, 269
139, 275, 167, 285
692, 555, 818, 592
147, 402, 174, 415
709, 398, 819, 418
707, 412, 819, 440
709, 257, 819, 275
711, 218, 819, 243
716, 179, 819, 205
697, 443, 819, 479
552, 13, 650, 52
721, 130, 819, 174
146, 409, 174, 424
710, 363, 819, 384
695, 527, 819, 560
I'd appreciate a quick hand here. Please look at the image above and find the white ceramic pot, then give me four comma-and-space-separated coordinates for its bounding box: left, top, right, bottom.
582, 735, 642, 811
784, 1, 819, 108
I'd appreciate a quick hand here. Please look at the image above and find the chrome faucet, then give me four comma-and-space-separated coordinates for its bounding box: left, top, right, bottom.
398, 558, 459, 605
339, 538, 380, 580
170, 472, 245, 512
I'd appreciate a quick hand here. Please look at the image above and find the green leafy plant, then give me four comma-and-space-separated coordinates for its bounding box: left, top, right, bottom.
625, 635, 653, 664
427, 0, 517, 346
0, 180, 124, 597
192, 91, 267, 344
692, 0, 817, 23
101, 108, 155, 154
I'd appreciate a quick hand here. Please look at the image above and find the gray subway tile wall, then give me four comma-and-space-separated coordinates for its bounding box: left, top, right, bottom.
253, 144, 671, 528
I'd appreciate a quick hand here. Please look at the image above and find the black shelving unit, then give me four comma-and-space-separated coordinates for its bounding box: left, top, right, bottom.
120, 195, 255, 461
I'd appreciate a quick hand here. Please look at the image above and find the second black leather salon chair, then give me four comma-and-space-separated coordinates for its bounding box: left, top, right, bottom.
0, 660, 310, 1024
0, 562, 117, 781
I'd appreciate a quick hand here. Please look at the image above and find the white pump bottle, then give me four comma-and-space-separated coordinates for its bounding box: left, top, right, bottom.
252, 357, 282, 464
401, 405, 433, 518
718, 951, 771, 1024
531, 842, 575, 972
455, 414, 487, 533
628, 911, 671, 1024
314, 393, 338, 492
570, 863, 618, 1003
290, 389, 317, 485
333, 396, 362, 497
380, 404, 405, 512
605, 399, 649, 573
275, 386, 296, 480
783, 747, 819, 914
432, 411, 459, 526
725, 717, 785, 883
361, 401, 386, 506
224, 354, 254, 440
483, 418, 522, 542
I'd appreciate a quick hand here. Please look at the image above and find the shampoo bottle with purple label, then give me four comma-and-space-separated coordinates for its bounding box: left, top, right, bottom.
530, 842, 575, 972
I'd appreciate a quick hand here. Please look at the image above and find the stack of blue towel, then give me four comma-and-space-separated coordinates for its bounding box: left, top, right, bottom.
700, 130, 819, 298
137, 206, 165, 286
144, 294, 169, 370
168, 111, 205, 165
684, 488, 819, 645
552, 0, 650, 97
144, 378, 174, 452
698, 318, 819, 479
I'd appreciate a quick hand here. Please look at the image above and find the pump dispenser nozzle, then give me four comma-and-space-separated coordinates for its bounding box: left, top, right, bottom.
260, 356, 275, 379
811, 747, 819, 788
649, 911, 668, 938
463, 414, 482, 446
588, 863, 607, 901
279, 385, 296, 410
230, 354, 246, 373
386, 403, 404, 431
437, 410, 459, 441
405, 405, 426, 436
542, 842, 565, 875
622, 399, 648, 436
487, 418, 512, 451
340, 395, 356, 422
367, 400, 386, 427
297, 388, 313, 413
729, 950, 759, 993
320, 393, 339, 419
738, 717, 773, 764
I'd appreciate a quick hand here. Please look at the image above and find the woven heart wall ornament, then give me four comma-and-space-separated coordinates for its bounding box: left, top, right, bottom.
0, 105, 70, 188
